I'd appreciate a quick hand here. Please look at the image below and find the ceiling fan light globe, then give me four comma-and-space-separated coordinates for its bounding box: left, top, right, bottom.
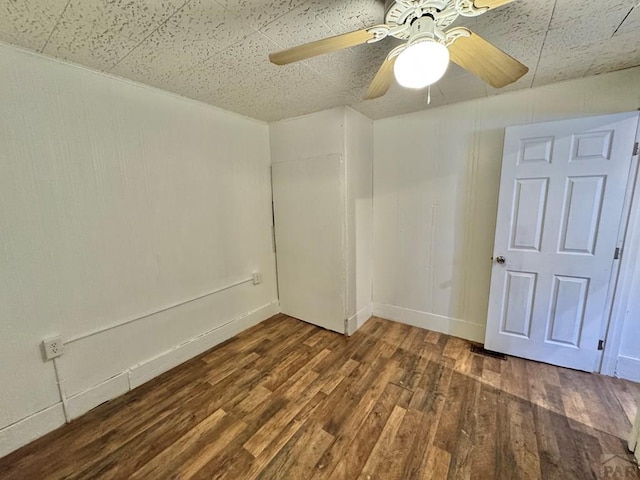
394, 41, 450, 89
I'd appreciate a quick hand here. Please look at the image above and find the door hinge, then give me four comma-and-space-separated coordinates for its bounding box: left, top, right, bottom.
634, 142, 639, 156
598, 339, 605, 351
614, 247, 622, 260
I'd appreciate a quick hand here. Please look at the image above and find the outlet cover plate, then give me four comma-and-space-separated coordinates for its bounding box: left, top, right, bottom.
42, 336, 64, 360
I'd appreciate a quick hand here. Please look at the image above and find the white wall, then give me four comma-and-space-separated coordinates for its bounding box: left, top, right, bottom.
372, 67, 640, 357
270, 108, 346, 165
345, 108, 373, 331
269, 107, 373, 334
0, 43, 278, 457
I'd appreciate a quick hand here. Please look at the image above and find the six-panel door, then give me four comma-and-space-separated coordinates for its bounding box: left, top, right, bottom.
485, 112, 639, 372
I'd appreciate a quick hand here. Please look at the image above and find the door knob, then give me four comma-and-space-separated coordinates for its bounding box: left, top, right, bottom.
496, 256, 506, 264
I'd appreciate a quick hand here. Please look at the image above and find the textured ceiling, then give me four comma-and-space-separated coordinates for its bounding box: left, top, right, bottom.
1, 0, 640, 121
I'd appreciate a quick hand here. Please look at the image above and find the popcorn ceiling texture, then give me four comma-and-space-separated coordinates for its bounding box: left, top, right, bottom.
1, 0, 639, 120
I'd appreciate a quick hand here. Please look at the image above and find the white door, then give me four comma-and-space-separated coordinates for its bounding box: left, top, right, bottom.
272, 154, 346, 334
485, 112, 639, 371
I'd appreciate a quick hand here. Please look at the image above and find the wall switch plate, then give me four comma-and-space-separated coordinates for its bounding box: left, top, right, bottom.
42, 336, 64, 360
252, 271, 262, 285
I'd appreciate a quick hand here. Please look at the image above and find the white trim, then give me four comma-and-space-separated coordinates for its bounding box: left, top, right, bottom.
346, 303, 373, 336
66, 372, 130, 420
0, 403, 66, 459
615, 355, 640, 383
52, 357, 71, 423
341, 147, 349, 335
0, 300, 279, 459
64, 277, 254, 345
601, 122, 640, 375
64, 299, 280, 417
372, 303, 485, 343
128, 300, 279, 388
630, 397, 640, 454
343, 108, 350, 336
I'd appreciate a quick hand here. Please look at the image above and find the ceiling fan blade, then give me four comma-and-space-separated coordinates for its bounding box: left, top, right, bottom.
364, 56, 396, 100
448, 29, 528, 88
269, 29, 375, 65
473, 0, 517, 9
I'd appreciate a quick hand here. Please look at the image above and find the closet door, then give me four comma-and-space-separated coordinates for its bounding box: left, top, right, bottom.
272, 154, 346, 334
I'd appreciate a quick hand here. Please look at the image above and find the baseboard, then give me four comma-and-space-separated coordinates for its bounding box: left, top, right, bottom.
66, 372, 130, 420
0, 300, 280, 459
372, 303, 485, 343
0, 403, 66, 459
346, 303, 373, 336
615, 355, 640, 382
129, 300, 279, 388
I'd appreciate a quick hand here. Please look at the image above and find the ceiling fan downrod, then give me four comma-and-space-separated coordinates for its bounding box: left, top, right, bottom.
385, 0, 488, 38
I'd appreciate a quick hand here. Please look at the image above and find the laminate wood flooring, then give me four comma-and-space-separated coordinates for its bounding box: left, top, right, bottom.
1, 314, 639, 479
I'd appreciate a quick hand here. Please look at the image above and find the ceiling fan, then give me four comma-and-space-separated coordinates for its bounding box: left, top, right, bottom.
268, 0, 529, 100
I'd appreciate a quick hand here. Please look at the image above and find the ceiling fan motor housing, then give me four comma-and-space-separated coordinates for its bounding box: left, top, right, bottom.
384, 0, 482, 40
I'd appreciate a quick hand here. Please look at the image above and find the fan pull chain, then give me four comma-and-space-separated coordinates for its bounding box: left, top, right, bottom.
427, 85, 431, 105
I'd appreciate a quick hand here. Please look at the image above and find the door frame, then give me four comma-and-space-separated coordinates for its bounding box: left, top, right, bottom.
600, 125, 640, 375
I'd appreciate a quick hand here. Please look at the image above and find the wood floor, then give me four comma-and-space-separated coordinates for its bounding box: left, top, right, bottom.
1, 315, 639, 479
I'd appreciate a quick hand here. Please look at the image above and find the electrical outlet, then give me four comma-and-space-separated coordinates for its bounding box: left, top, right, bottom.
252, 271, 262, 285
42, 336, 64, 360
